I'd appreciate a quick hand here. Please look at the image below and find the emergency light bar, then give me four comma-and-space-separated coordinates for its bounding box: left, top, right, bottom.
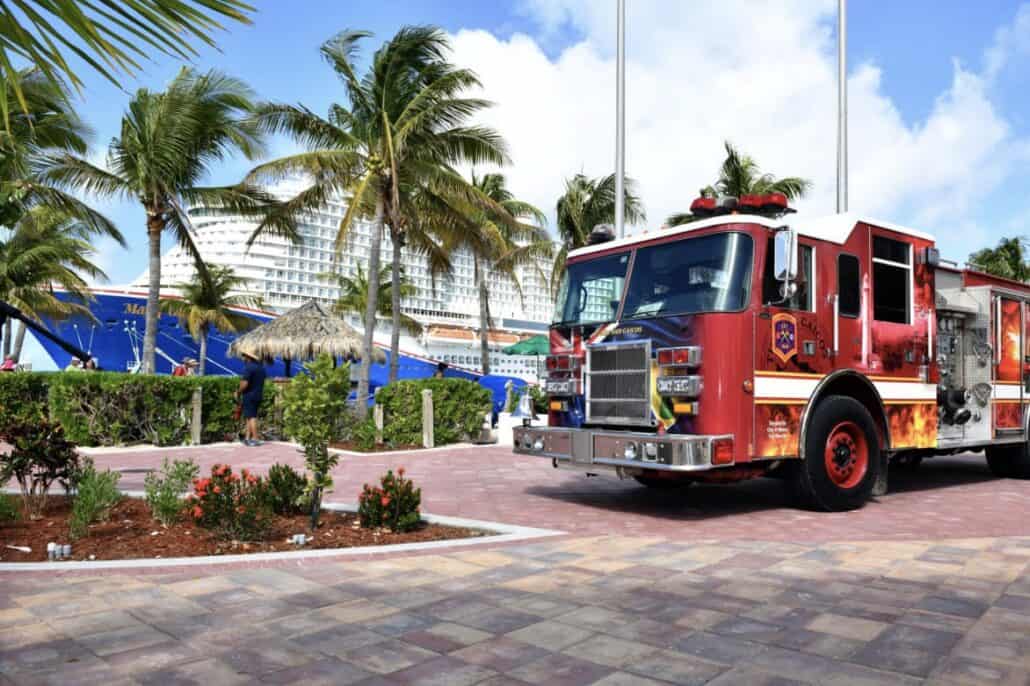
689, 193, 794, 219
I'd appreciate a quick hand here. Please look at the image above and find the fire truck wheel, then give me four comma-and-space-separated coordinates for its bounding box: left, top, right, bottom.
797, 395, 881, 511
986, 444, 1030, 478
634, 475, 692, 489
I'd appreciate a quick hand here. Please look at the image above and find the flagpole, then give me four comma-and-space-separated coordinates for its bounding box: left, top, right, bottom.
837, 0, 848, 213
615, 0, 626, 237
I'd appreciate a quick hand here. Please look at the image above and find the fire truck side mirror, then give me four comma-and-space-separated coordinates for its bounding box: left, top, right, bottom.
773, 227, 799, 282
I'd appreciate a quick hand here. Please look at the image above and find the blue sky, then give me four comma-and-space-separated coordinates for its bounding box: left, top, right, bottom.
57, 0, 1030, 284
19, 0, 1030, 367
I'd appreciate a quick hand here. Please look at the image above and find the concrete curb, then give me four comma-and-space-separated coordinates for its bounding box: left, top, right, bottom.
79, 441, 488, 458
0, 489, 564, 572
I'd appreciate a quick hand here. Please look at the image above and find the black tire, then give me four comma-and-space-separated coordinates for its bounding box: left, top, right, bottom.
986, 443, 1030, 478
634, 474, 692, 490
795, 395, 881, 511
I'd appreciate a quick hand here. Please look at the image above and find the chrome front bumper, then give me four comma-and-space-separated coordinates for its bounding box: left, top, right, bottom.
512, 425, 732, 473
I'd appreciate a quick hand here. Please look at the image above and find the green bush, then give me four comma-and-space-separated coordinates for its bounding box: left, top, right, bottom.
266, 463, 308, 515
507, 384, 546, 414
357, 468, 421, 532
374, 378, 491, 448
0, 372, 52, 429
188, 464, 272, 541
144, 458, 200, 527
0, 492, 19, 523
0, 371, 283, 447
281, 355, 348, 528
69, 458, 121, 539
0, 418, 79, 518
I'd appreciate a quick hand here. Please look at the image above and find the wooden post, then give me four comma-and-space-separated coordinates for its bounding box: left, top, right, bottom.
374, 403, 384, 445
421, 388, 434, 449
190, 386, 202, 445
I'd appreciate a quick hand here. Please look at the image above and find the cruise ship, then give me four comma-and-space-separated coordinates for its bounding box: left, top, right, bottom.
32, 177, 555, 386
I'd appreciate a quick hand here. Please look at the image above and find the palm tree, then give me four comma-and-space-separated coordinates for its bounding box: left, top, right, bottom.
1, 68, 122, 245
38, 67, 293, 374
968, 237, 1030, 282
553, 172, 645, 290
322, 264, 421, 335
444, 172, 549, 374
0, 207, 107, 358
0, 1, 254, 130
160, 265, 259, 376
247, 26, 509, 409
666, 141, 812, 226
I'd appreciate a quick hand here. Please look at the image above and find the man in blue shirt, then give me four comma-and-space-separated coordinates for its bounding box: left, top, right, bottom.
236, 352, 267, 446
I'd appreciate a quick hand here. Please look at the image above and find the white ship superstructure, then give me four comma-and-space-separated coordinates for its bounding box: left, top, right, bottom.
139, 178, 554, 380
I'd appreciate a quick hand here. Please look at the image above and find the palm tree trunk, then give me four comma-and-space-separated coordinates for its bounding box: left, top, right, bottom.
198, 326, 208, 376
477, 259, 491, 375
388, 231, 402, 383
12, 322, 27, 362
143, 218, 163, 374
356, 197, 385, 418
2, 319, 10, 358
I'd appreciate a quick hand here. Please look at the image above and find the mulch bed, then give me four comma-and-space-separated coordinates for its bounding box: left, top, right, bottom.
0, 496, 490, 563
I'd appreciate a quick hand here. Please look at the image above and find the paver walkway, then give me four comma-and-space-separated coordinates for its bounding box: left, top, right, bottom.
2, 444, 1029, 685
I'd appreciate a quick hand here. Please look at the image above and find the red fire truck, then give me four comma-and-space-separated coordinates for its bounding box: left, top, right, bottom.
513, 195, 1030, 511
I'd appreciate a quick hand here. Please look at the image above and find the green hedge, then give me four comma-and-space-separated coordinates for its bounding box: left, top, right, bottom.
0, 372, 282, 447
0, 372, 52, 427
375, 378, 491, 448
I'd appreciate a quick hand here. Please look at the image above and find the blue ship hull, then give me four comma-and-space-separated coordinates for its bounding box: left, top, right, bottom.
33, 289, 525, 411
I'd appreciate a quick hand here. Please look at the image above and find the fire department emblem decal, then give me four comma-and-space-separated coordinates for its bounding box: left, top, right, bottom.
772, 313, 797, 364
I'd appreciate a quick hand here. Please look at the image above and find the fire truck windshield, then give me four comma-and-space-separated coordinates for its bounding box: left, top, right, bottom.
553, 251, 630, 325
554, 232, 754, 326
622, 232, 753, 318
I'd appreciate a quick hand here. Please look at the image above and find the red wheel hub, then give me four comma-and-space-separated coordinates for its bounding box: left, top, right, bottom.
823, 421, 868, 489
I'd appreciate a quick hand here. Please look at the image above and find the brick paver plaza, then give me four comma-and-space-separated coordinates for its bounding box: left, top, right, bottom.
3, 444, 1030, 684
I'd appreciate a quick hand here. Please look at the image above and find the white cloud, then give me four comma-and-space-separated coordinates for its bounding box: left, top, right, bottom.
450, 0, 1030, 261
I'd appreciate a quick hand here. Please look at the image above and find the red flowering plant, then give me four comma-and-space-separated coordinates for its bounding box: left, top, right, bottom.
357, 467, 421, 533
187, 463, 271, 541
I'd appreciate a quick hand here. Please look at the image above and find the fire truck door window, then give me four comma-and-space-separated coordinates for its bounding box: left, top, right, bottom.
762, 239, 813, 311
838, 254, 860, 317
553, 252, 630, 325
872, 236, 912, 324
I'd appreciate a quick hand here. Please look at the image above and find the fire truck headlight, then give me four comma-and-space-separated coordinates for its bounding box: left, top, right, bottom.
644, 442, 658, 460
623, 442, 638, 460
521, 434, 534, 450
532, 437, 545, 451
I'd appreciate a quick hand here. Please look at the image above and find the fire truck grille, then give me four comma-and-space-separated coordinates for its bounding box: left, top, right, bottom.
586, 342, 652, 425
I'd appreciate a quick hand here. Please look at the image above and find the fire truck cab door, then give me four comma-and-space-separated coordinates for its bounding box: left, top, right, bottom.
993, 295, 1024, 436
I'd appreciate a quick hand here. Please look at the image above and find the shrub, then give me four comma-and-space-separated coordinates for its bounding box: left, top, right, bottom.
48, 372, 240, 446
0, 372, 51, 430
266, 463, 308, 515
188, 464, 272, 541
68, 458, 121, 539
144, 458, 200, 526
0, 372, 282, 447
281, 355, 348, 528
0, 493, 19, 523
0, 418, 79, 518
506, 383, 546, 415
358, 468, 422, 533
375, 378, 491, 448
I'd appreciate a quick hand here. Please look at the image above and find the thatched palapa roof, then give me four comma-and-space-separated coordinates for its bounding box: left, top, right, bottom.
228, 300, 386, 363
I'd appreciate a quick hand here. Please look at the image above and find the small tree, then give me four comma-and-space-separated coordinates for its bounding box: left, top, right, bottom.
281, 354, 350, 529
0, 419, 79, 519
